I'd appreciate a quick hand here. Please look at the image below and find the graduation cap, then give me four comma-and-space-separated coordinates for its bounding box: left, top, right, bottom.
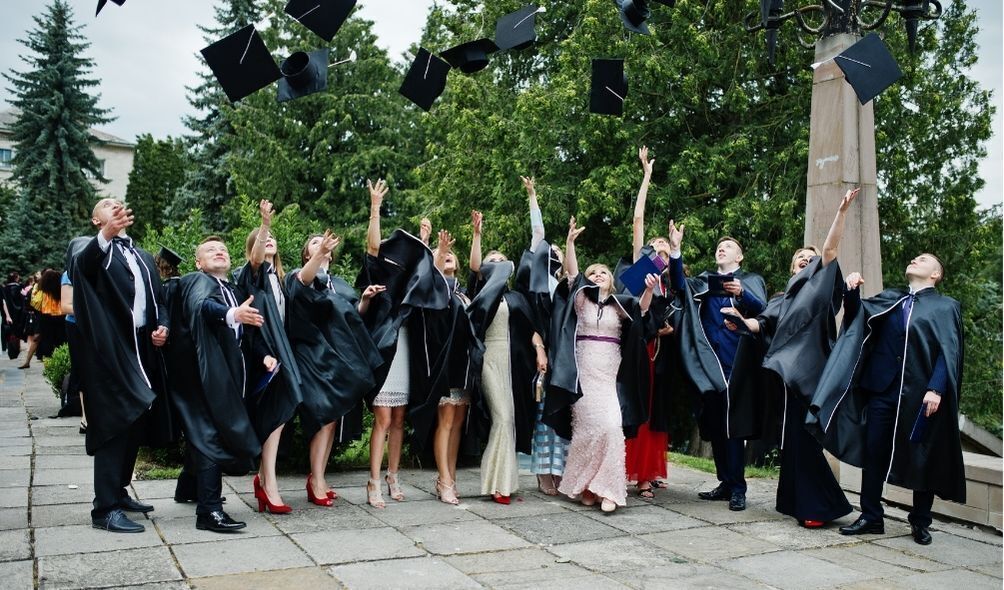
615, 0, 652, 35
157, 246, 183, 269
830, 33, 903, 105
96, 0, 125, 16
440, 39, 499, 74
201, 25, 282, 103
495, 5, 546, 51
284, 0, 357, 43
589, 58, 627, 116
400, 48, 450, 111
277, 48, 329, 102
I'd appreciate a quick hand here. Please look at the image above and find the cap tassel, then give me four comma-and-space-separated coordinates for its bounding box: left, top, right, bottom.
605, 86, 625, 102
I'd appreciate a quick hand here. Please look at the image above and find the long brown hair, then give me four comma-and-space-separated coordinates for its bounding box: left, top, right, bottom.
246, 227, 285, 280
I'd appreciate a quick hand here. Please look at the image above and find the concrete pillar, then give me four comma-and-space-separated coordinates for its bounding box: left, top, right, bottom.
805, 33, 884, 296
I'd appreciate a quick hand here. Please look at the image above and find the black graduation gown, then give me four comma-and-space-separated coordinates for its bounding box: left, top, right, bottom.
235, 262, 304, 441
674, 266, 768, 440
808, 287, 966, 503
72, 236, 171, 454
515, 240, 558, 344
467, 261, 539, 455
543, 274, 650, 441
165, 272, 259, 474
286, 269, 384, 442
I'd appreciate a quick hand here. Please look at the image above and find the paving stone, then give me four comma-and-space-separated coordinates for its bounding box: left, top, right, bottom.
31, 468, 93, 487
494, 510, 626, 546
329, 556, 480, 589
873, 532, 1003, 567
547, 536, 692, 573
37, 546, 181, 589
0, 487, 28, 508
723, 549, 874, 589
399, 519, 531, 556
34, 435, 86, 448
132, 479, 183, 500
665, 500, 787, 525
0, 559, 33, 590
33, 455, 89, 470
0, 456, 30, 470
145, 496, 253, 522
606, 563, 740, 589
0, 507, 28, 530
843, 541, 952, 572
112, 583, 191, 590
0, 446, 32, 457
293, 526, 425, 565
729, 519, 862, 549
34, 446, 87, 456
802, 546, 917, 578
31, 483, 94, 505
190, 567, 343, 589
639, 526, 780, 563
154, 510, 281, 545
893, 568, 1001, 590
265, 502, 386, 535
970, 562, 1004, 578
490, 573, 632, 590
31, 503, 96, 527
364, 496, 480, 528
35, 522, 163, 556
172, 535, 313, 578
445, 546, 585, 575
0, 528, 30, 561
0, 469, 29, 487
332, 482, 432, 506
580, 503, 706, 535
461, 494, 573, 520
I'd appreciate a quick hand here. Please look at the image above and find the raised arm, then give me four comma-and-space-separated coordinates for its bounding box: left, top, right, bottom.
639, 273, 659, 314
666, 219, 686, 292
298, 230, 340, 286
632, 146, 654, 261
564, 216, 585, 281
434, 230, 455, 273
469, 210, 483, 273
249, 199, 273, 273
821, 187, 860, 267
366, 179, 388, 257
523, 176, 545, 252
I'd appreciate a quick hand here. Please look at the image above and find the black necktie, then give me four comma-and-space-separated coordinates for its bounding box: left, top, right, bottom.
219, 280, 243, 340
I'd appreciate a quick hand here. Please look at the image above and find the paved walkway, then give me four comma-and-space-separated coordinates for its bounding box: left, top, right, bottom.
0, 355, 1000, 589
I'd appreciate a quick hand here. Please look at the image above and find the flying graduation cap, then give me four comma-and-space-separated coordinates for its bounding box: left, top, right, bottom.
400, 48, 451, 111
440, 39, 500, 74
615, 0, 652, 35
95, 0, 125, 16
278, 48, 329, 103
826, 33, 903, 105
494, 5, 546, 51
284, 0, 357, 42
590, 58, 627, 116
201, 24, 282, 103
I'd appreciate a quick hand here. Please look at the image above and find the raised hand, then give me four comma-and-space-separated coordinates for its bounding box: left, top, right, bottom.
102, 204, 134, 240
361, 284, 386, 301
319, 230, 340, 256
520, 175, 536, 198
667, 219, 685, 252
845, 271, 864, 290
471, 210, 483, 235
419, 218, 432, 245
437, 229, 455, 252
234, 296, 264, 327
566, 216, 585, 243
639, 146, 654, 177
839, 187, 861, 212
259, 199, 274, 227
367, 178, 389, 208
644, 273, 660, 292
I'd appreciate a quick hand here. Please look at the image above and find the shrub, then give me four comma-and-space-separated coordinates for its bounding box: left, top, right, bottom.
42, 343, 71, 399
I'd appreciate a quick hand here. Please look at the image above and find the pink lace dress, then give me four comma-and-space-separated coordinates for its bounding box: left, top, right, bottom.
557, 291, 629, 506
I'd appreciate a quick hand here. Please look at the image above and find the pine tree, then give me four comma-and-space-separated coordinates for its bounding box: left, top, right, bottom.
171, 0, 263, 232
1, 0, 112, 271
125, 134, 188, 241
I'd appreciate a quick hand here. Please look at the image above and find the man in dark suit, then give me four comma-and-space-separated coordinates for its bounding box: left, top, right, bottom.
810, 253, 964, 546
666, 223, 767, 512
73, 199, 169, 533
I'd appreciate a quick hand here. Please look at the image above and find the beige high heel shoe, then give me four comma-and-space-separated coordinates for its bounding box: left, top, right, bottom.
435, 478, 460, 505
367, 478, 385, 509
385, 471, 405, 501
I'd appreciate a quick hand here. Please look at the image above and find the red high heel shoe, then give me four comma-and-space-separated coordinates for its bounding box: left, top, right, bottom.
492, 493, 511, 505
802, 520, 825, 528
306, 475, 333, 507
254, 474, 292, 514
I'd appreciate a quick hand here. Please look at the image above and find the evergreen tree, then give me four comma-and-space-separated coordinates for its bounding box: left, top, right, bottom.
1, 0, 112, 271
125, 134, 188, 241
171, 0, 263, 232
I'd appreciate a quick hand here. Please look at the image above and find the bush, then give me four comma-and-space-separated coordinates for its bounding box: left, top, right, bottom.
42, 343, 71, 399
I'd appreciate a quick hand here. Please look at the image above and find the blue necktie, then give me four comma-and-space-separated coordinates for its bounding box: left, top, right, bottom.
901, 294, 915, 328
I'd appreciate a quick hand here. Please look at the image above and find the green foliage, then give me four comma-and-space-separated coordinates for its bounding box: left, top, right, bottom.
669, 452, 778, 479
125, 134, 189, 241
42, 343, 71, 399
0, 0, 113, 272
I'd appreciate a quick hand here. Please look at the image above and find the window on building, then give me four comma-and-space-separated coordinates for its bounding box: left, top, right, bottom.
0, 148, 13, 169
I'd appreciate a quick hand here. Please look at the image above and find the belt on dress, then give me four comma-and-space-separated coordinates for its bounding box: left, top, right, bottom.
575, 335, 620, 344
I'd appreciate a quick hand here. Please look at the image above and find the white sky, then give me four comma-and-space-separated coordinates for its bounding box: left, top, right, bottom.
0, 0, 1000, 209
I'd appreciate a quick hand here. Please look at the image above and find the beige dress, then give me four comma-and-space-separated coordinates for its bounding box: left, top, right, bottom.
479, 300, 520, 496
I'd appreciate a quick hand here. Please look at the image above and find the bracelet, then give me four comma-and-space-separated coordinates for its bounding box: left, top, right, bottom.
533, 343, 545, 350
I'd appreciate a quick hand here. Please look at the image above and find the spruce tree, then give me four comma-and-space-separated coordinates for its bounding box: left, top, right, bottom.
125, 134, 188, 241
171, 0, 263, 232
1, 0, 112, 271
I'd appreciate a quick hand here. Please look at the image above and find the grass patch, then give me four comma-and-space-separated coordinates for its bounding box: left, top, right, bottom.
669, 452, 779, 479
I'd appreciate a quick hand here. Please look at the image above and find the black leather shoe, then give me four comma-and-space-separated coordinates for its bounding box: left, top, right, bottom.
196, 510, 246, 533
92, 509, 145, 533
911, 525, 932, 545
119, 496, 154, 513
698, 484, 730, 501
729, 492, 747, 511
839, 517, 885, 535
175, 494, 226, 504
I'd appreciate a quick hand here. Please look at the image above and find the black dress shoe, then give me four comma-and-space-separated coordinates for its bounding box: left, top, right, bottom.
911, 525, 932, 545
175, 494, 226, 504
839, 517, 884, 535
119, 496, 154, 513
92, 509, 145, 533
729, 491, 747, 511
698, 484, 730, 501
196, 510, 246, 533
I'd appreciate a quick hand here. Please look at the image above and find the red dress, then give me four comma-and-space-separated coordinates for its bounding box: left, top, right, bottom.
625, 340, 669, 482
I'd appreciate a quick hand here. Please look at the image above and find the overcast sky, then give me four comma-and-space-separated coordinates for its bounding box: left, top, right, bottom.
1, 0, 1000, 208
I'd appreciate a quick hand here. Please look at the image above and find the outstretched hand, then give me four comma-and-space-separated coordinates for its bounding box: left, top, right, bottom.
471, 210, 483, 235
101, 204, 134, 240
845, 271, 864, 290
667, 219, 684, 252
520, 175, 536, 198
367, 178, 389, 208
318, 230, 340, 257
259, 199, 274, 227
361, 284, 386, 301
419, 218, 432, 245
567, 216, 585, 243
437, 229, 455, 252
839, 187, 861, 212
234, 296, 264, 327
639, 146, 654, 177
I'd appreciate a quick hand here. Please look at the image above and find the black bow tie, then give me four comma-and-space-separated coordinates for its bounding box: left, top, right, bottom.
112, 236, 134, 249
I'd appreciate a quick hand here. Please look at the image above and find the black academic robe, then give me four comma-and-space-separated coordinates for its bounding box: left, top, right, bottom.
235, 262, 304, 441
72, 236, 171, 454
286, 269, 384, 442
467, 261, 539, 455
808, 287, 966, 502
543, 274, 650, 441
165, 272, 259, 474
673, 265, 768, 441
515, 240, 559, 344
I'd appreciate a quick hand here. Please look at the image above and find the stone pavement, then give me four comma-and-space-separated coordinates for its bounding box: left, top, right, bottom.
0, 355, 1000, 589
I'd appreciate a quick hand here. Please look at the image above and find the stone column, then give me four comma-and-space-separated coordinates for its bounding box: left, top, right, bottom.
804, 33, 883, 296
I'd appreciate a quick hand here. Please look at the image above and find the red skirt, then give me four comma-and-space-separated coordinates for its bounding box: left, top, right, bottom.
625, 341, 669, 482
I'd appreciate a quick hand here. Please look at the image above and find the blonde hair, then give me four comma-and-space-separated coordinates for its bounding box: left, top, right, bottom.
584, 263, 614, 298
789, 245, 820, 274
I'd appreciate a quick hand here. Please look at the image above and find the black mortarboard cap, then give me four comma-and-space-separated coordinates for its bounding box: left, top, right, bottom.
495, 5, 544, 51
277, 48, 329, 102
399, 48, 450, 111
615, 0, 651, 35
157, 246, 183, 269
201, 25, 282, 103
440, 39, 499, 74
589, 58, 627, 116
284, 0, 357, 43
96, 0, 125, 16
834, 33, 903, 105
